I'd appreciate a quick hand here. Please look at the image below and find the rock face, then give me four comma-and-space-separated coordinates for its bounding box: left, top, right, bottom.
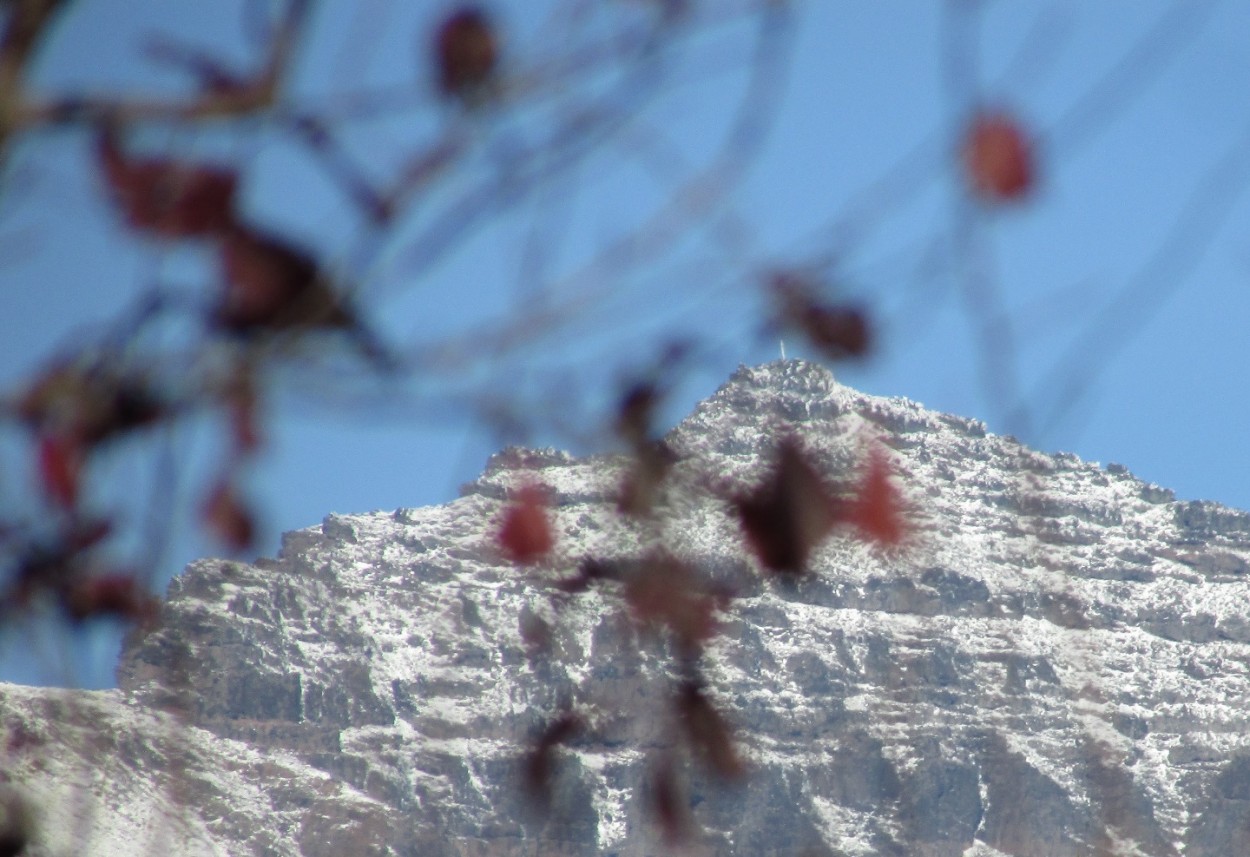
6, 359, 1250, 856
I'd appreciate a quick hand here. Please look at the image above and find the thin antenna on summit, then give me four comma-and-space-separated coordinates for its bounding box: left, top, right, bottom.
779, 339, 787, 360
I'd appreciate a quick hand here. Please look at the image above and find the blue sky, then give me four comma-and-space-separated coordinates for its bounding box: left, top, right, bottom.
3, 1, 1250, 686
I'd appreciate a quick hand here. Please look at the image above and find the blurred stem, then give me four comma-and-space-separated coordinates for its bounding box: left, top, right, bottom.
3, 0, 313, 139
0, 0, 69, 159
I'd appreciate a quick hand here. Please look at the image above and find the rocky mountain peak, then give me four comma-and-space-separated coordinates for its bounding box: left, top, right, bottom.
3, 361, 1250, 856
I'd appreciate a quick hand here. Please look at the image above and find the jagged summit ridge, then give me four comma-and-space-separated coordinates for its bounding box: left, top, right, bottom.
3, 360, 1250, 857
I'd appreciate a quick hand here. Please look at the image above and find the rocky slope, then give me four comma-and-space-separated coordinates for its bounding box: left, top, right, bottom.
5, 359, 1250, 856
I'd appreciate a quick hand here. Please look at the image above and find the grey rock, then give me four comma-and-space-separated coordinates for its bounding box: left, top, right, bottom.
4, 359, 1250, 856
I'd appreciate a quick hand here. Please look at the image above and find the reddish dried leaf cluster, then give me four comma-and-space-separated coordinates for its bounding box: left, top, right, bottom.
734, 438, 839, 574
498, 484, 555, 563
5, 520, 156, 625
545, 553, 727, 655
36, 433, 82, 510
62, 573, 158, 624
18, 362, 163, 447
9, 519, 109, 603
88, 129, 395, 552
97, 128, 375, 351
735, 437, 908, 574
214, 226, 367, 345
98, 128, 238, 238
17, 353, 258, 551
18, 361, 164, 511
623, 555, 727, 655
771, 274, 871, 361
846, 445, 906, 546
963, 111, 1034, 202
512, 421, 905, 836
67, 13, 928, 840
434, 7, 499, 100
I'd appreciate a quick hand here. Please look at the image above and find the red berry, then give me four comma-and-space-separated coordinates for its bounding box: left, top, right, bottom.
434, 8, 498, 99
963, 111, 1034, 202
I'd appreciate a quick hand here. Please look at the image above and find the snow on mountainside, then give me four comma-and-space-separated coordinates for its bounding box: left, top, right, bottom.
4, 359, 1250, 855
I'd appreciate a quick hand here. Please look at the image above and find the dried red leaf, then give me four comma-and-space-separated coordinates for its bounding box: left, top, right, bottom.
963, 111, 1034, 202
55, 519, 113, 561
845, 446, 907, 546
624, 556, 721, 654
19, 361, 163, 452
62, 574, 157, 624
6, 519, 113, 610
92, 385, 163, 444
216, 227, 335, 331
499, 484, 554, 564
202, 479, 256, 551
97, 128, 238, 237
523, 711, 582, 804
802, 303, 870, 360
733, 438, 838, 575
676, 680, 744, 780
772, 274, 871, 361
10, 544, 75, 606
434, 7, 498, 99
214, 227, 394, 366
37, 433, 82, 510
66, 518, 113, 552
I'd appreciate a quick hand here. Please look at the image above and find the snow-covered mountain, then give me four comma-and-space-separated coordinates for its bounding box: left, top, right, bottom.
5, 359, 1250, 856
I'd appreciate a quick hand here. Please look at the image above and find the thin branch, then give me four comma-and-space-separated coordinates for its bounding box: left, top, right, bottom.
8, 0, 313, 131
0, 0, 69, 147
